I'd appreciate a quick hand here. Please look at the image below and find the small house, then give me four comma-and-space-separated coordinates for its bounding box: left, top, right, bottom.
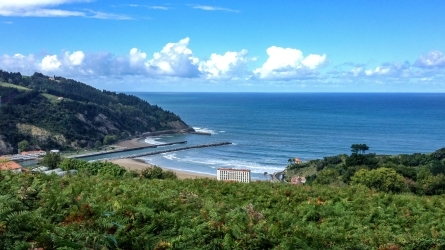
0, 160, 23, 173
290, 176, 306, 185
294, 157, 302, 164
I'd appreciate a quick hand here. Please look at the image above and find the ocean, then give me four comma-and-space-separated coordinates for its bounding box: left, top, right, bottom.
128, 93, 445, 180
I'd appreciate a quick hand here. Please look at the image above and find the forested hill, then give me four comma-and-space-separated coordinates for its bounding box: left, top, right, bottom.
0, 70, 192, 154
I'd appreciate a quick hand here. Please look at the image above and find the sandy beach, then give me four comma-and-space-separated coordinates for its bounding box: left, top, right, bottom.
110, 158, 216, 180
116, 138, 149, 149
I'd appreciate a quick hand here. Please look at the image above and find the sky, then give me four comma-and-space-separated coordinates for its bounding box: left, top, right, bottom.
0, 0, 445, 92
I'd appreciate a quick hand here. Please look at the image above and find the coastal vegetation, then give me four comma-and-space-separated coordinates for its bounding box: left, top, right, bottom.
0, 70, 191, 155
1, 162, 445, 249
1, 147, 445, 248
286, 144, 445, 195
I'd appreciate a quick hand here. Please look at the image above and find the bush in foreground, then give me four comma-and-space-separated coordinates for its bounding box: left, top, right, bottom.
1, 170, 445, 249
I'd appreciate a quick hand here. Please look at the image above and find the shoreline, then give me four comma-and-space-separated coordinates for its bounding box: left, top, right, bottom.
115, 137, 152, 149
110, 158, 216, 180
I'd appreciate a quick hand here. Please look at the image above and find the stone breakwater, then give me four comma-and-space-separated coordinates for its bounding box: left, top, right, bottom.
96, 142, 232, 162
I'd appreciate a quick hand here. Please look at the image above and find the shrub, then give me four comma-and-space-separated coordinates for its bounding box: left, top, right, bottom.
351, 167, 407, 193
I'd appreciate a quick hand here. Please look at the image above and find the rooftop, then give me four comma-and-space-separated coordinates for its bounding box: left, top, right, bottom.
217, 168, 251, 172
0, 160, 23, 171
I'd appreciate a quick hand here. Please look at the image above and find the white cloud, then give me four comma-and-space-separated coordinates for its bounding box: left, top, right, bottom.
86, 10, 132, 20
302, 54, 327, 69
362, 62, 410, 78
190, 5, 239, 13
0, 53, 37, 72
147, 6, 169, 10
40, 55, 61, 71
0, 0, 130, 19
253, 46, 326, 80
129, 48, 146, 66
65, 51, 85, 66
415, 51, 445, 68
199, 50, 249, 80
2, 39, 443, 90
145, 37, 200, 78
0, 38, 201, 78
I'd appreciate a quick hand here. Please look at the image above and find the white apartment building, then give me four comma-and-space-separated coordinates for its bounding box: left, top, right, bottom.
217, 168, 251, 183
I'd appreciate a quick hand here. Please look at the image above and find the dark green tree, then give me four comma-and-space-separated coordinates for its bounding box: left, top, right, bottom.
41, 151, 62, 169
351, 144, 369, 154
18, 140, 29, 152
94, 140, 102, 150
103, 135, 118, 145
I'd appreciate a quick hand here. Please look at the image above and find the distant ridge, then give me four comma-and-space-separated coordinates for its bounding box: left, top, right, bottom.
0, 70, 193, 154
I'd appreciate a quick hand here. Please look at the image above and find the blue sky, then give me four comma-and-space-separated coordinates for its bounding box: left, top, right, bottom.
1, 1, 445, 92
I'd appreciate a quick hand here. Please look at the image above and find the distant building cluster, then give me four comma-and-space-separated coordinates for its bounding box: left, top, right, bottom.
217, 168, 251, 183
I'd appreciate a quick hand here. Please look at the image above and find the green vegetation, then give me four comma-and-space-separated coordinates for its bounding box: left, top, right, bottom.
103, 135, 118, 146
0, 81, 31, 91
17, 140, 29, 152
0, 70, 191, 154
1, 167, 445, 249
41, 151, 62, 169
41, 93, 65, 103
141, 165, 178, 180
286, 145, 445, 195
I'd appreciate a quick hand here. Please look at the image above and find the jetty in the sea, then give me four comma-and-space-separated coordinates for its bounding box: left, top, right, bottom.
69, 141, 188, 159
91, 142, 232, 161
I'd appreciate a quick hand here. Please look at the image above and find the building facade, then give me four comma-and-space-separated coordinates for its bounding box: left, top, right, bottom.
217, 168, 251, 183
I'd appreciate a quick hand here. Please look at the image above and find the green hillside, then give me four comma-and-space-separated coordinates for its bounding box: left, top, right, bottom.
0, 70, 192, 154
286, 145, 445, 195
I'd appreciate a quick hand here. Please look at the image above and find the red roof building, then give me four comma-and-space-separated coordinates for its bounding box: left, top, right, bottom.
0, 160, 23, 172
290, 176, 306, 185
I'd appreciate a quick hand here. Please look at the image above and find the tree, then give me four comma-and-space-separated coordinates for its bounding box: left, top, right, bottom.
94, 140, 102, 150
351, 144, 369, 154
18, 140, 29, 152
103, 135, 118, 145
41, 151, 62, 169
141, 166, 163, 179
313, 169, 341, 185
351, 167, 407, 193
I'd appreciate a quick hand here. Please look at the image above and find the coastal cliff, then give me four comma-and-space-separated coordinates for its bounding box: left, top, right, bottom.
0, 70, 192, 154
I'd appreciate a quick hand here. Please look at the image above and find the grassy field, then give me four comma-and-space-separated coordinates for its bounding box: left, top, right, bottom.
0, 81, 31, 91
41, 93, 63, 103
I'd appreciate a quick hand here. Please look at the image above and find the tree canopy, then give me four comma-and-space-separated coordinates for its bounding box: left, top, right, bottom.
350, 143, 369, 154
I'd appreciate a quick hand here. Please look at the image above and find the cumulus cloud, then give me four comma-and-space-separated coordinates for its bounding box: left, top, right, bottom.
0, 53, 37, 72
129, 48, 146, 66
145, 37, 200, 78
40, 55, 61, 71
66, 51, 85, 66
199, 50, 249, 80
0, 0, 130, 19
415, 51, 445, 68
253, 46, 326, 80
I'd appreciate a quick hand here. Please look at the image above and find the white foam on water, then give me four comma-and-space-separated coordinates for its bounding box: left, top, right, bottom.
144, 137, 164, 145
193, 127, 217, 135
160, 153, 283, 174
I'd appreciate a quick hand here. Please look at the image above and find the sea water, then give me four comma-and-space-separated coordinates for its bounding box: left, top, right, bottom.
129, 93, 445, 180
